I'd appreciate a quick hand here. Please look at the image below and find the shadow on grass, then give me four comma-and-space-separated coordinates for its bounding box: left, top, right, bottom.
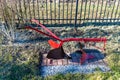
45, 21, 120, 27
70, 49, 105, 63
16, 20, 120, 29
14, 37, 50, 43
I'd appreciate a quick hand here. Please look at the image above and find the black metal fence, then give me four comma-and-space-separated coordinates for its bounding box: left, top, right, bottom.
1, 0, 120, 27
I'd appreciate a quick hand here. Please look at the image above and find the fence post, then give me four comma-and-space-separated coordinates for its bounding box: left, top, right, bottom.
74, 0, 79, 32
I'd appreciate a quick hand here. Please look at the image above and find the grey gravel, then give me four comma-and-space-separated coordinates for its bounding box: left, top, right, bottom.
41, 64, 110, 77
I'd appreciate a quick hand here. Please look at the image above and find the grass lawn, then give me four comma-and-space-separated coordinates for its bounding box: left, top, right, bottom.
0, 26, 120, 80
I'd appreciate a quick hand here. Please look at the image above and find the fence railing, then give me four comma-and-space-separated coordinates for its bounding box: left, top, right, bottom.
1, 0, 120, 27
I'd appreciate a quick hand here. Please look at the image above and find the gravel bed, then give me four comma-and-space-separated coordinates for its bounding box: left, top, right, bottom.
41, 64, 110, 77
41, 50, 110, 77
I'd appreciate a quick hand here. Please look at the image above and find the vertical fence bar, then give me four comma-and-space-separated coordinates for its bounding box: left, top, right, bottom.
62, 0, 64, 24
33, 0, 35, 19
102, 0, 107, 22
50, 1, 52, 24
46, 0, 48, 24
95, 0, 100, 22
70, 0, 73, 25
54, 0, 56, 24
84, 0, 87, 26
28, 0, 31, 21
1, 4, 8, 31
84, 0, 87, 22
41, 1, 44, 24
67, 0, 69, 24
99, 0, 103, 22
114, 0, 120, 22
110, 0, 116, 22
75, 0, 79, 28
15, 0, 20, 25
37, 0, 40, 22
23, 0, 27, 19
79, 0, 83, 26
58, 0, 60, 24
91, 1, 95, 22
87, 0, 91, 22
106, 1, 111, 22
18, 0, 23, 22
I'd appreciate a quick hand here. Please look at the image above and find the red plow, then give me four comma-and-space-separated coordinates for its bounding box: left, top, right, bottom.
25, 19, 107, 65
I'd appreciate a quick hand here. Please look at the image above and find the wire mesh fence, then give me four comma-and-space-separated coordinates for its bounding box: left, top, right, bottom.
0, 0, 120, 27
